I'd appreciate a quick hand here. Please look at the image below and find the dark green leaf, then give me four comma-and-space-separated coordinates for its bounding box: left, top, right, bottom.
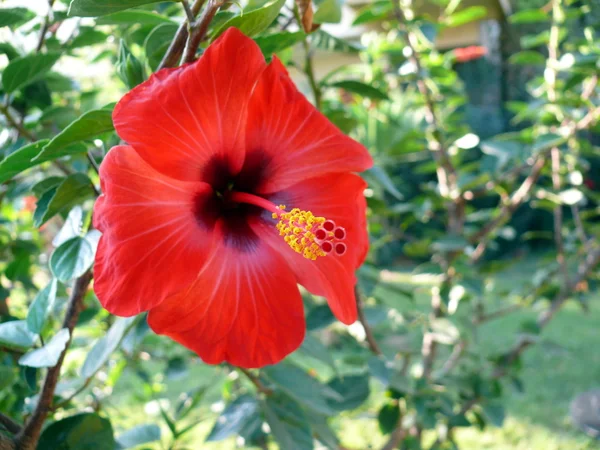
80, 317, 136, 378
314, 0, 343, 24
50, 235, 95, 282
207, 395, 259, 441
53, 206, 84, 247
213, 0, 286, 39
144, 23, 178, 71
297, 334, 336, 371
509, 9, 548, 24
0, 7, 35, 28
36, 106, 114, 160
0, 320, 36, 350
38, 413, 115, 450
444, 6, 487, 27
69, 27, 109, 48
116, 424, 161, 449
378, 402, 400, 434
306, 304, 335, 331
254, 31, 305, 57
2, 52, 61, 93
96, 10, 175, 25
68, 0, 175, 17
34, 173, 95, 227
328, 80, 389, 100
482, 401, 505, 427
262, 393, 313, 450
18, 328, 69, 368
264, 363, 335, 415
26, 278, 58, 334
326, 374, 370, 411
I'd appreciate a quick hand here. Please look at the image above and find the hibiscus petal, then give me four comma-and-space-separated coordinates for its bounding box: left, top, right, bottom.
147, 235, 305, 368
93, 145, 212, 316
113, 27, 266, 181
245, 57, 373, 193
251, 174, 368, 324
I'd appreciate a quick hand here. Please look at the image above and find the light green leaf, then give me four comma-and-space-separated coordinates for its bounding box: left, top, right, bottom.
50, 235, 95, 282
96, 10, 176, 25
18, 328, 70, 368
509, 8, 548, 24
35, 106, 114, 161
26, 279, 58, 334
0, 7, 35, 28
116, 424, 161, 449
2, 52, 61, 93
34, 173, 95, 227
68, 0, 175, 17
0, 320, 36, 350
508, 50, 545, 66
353, 1, 392, 25
213, 0, 286, 40
297, 334, 336, 371
254, 31, 305, 58
314, 0, 343, 24
444, 6, 487, 27
311, 29, 363, 53
81, 317, 136, 378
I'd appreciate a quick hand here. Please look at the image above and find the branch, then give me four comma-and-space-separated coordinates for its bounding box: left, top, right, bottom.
238, 368, 273, 395
470, 156, 546, 262
158, 0, 206, 70
36, 0, 56, 53
15, 270, 93, 450
0, 414, 20, 435
355, 286, 382, 356
183, 0, 225, 64
0, 103, 37, 142
550, 147, 568, 286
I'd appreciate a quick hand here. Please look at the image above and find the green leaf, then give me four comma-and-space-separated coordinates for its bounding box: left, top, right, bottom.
532, 133, 565, 153
53, 206, 84, 247
80, 317, 136, 378
306, 304, 335, 330
308, 415, 338, 449
26, 278, 58, 334
96, 10, 175, 25
326, 374, 370, 411
444, 6, 487, 27
509, 9, 548, 24
482, 401, 505, 427
68, 0, 175, 17
38, 413, 115, 450
35, 106, 114, 161
0, 7, 35, 28
378, 402, 400, 434
50, 235, 95, 282
144, 23, 179, 71
431, 235, 468, 252
264, 363, 334, 415
34, 173, 95, 227
0, 320, 36, 350
366, 166, 404, 200
353, 1, 392, 25
328, 80, 389, 100
69, 27, 109, 49
311, 30, 363, 53
213, 0, 286, 40
508, 50, 545, 66
254, 31, 305, 58
297, 334, 336, 371
2, 52, 61, 93
314, 0, 343, 24
116, 424, 161, 449
262, 393, 313, 450
206, 395, 260, 441
18, 328, 69, 368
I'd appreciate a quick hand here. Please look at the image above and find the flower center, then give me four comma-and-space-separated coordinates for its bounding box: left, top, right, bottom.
229, 192, 347, 260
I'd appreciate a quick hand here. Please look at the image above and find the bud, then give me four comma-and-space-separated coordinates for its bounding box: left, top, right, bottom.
116, 40, 145, 89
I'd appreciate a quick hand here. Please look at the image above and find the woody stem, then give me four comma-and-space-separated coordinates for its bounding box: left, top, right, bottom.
229, 191, 280, 215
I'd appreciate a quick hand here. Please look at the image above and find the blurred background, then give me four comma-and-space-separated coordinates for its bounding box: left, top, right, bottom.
1, 0, 600, 449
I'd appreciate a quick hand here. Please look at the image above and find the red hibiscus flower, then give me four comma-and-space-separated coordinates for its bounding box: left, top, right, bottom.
93, 28, 372, 368
454, 46, 487, 63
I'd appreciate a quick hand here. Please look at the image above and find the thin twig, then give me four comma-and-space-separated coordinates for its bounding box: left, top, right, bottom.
0, 414, 21, 435
238, 368, 273, 395
182, 0, 225, 64
437, 340, 467, 377
355, 286, 382, 355
158, 0, 207, 70
551, 147, 568, 286
181, 0, 196, 23
473, 304, 522, 324
86, 151, 100, 175
15, 270, 93, 450
0, 103, 37, 142
36, 0, 55, 53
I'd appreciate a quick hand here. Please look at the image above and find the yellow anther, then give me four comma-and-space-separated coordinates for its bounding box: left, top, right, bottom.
275, 207, 327, 260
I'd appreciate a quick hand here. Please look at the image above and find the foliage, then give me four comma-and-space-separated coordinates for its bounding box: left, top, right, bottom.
0, 0, 599, 449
